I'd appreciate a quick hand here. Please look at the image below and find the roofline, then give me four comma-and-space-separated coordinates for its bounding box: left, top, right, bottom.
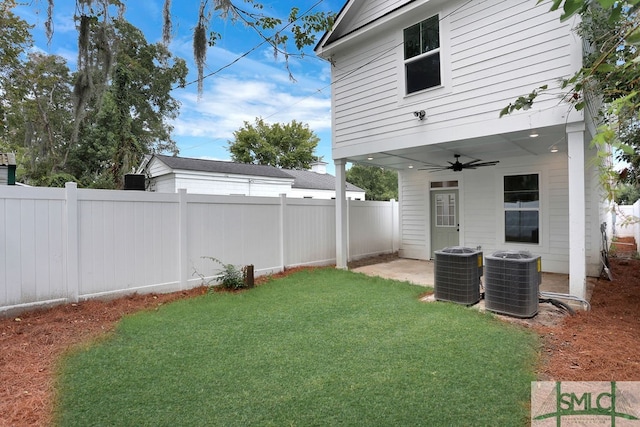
315, 0, 418, 56
314, 0, 354, 52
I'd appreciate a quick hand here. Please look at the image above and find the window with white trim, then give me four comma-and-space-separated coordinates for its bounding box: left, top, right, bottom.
403, 15, 441, 94
504, 174, 539, 244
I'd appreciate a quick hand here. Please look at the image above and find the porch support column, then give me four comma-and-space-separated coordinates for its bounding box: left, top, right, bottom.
335, 158, 348, 269
567, 122, 586, 300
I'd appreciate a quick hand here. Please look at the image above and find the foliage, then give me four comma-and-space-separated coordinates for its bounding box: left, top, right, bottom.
615, 182, 640, 205
199, 257, 250, 290
1, 2, 186, 188
2, 53, 74, 186
0, 1, 33, 145
229, 118, 320, 169
35, 1, 335, 97
55, 269, 537, 426
72, 19, 187, 188
346, 164, 399, 201
0, 0, 32, 74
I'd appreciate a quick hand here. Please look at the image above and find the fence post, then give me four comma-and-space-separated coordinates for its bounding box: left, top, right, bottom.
346, 197, 351, 261
178, 189, 188, 289
65, 182, 79, 302
391, 199, 397, 253
280, 194, 287, 271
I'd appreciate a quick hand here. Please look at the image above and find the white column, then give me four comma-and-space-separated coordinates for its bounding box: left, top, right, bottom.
567, 123, 586, 299
335, 159, 348, 269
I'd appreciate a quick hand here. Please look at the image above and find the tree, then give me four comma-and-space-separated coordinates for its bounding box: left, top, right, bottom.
228, 118, 319, 169
3, 53, 75, 186
0, 0, 33, 144
0, 0, 32, 73
35, 1, 334, 98
71, 19, 187, 188
346, 164, 398, 201
2, 1, 187, 187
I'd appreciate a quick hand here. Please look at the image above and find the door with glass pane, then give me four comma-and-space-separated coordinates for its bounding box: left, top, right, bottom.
430, 190, 459, 257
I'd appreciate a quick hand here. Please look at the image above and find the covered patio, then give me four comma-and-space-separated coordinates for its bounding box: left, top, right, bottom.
350, 256, 597, 311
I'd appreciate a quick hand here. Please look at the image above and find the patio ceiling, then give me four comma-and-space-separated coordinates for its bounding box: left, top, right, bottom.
346, 124, 568, 170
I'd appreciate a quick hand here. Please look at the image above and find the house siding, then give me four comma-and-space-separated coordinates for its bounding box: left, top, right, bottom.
398, 173, 428, 259
346, 0, 406, 34
172, 172, 292, 197
397, 151, 600, 275
329, 0, 578, 158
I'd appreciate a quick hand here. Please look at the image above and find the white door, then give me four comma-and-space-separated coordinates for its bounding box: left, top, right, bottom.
431, 190, 459, 257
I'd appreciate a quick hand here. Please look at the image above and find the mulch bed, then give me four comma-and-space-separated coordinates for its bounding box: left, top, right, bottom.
1, 247, 639, 426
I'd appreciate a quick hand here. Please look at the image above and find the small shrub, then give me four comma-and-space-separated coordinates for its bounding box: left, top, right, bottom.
201, 257, 249, 290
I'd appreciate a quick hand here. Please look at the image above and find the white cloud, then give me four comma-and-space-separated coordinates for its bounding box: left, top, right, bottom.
172, 76, 331, 143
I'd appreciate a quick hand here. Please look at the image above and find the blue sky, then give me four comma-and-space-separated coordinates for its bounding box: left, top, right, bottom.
14, 0, 342, 174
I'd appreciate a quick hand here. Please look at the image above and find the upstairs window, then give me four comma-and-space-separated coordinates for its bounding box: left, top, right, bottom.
403, 15, 441, 94
504, 174, 539, 244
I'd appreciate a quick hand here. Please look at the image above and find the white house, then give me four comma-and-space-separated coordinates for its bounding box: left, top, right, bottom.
141, 154, 366, 200
315, 0, 604, 301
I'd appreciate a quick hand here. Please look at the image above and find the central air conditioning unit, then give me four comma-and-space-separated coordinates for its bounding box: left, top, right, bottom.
434, 246, 483, 305
484, 250, 541, 318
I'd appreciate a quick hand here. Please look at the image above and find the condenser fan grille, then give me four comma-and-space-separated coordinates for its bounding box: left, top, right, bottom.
484, 251, 541, 318
434, 247, 483, 305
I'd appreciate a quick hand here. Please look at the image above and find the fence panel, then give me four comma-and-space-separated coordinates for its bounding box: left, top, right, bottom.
349, 200, 397, 259
76, 189, 181, 299
186, 195, 283, 285
0, 187, 67, 308
284, 198, 336, 267
0, 186, 399, 314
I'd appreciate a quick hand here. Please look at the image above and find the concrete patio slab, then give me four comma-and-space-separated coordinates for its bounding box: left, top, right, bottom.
350, 258, 597, 311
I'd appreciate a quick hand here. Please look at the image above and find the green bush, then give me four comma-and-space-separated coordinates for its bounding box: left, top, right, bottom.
204, 257, 248, 290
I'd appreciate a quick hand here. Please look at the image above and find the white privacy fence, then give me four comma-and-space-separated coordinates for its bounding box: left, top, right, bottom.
614, 202, 640, 245
0, 184, 398, 314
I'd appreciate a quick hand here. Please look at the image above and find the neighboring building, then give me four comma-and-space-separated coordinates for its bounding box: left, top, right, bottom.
315, 0, 603, 300
140, 154, 365, 200
0, 153, 16, 186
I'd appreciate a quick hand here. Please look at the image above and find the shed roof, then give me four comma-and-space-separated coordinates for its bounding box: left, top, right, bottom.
153, 154, 293, 179
150, 154, 364, 192
283, 168, 364, 192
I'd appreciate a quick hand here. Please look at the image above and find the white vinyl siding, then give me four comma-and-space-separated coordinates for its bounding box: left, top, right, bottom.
398, 173, 428, 259
345, 0, 407, 35
398, 152, 593, 275
330, 0, 577, 158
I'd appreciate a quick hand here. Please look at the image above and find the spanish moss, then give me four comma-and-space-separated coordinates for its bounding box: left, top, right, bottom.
193, 1, 208, 97
162, 0, 172, 46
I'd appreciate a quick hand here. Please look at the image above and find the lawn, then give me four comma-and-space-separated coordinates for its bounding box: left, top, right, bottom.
54, 268, 538, 426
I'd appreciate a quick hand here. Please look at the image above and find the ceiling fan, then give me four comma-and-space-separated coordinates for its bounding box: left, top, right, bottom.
419, 154, 499, 172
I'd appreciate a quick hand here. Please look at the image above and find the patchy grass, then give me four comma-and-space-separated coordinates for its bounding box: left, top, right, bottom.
55, 268, 537, 426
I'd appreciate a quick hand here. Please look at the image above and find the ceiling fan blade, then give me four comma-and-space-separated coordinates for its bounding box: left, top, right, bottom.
466, 160, 499, 168
461, 159, 485, 166
418, 165, 451, 171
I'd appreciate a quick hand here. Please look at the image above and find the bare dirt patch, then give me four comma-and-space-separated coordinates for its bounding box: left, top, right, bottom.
1, 253, 639, 425
535, 255, 640, 381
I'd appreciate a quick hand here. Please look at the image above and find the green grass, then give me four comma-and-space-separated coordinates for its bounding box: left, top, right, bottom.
55, 269, 538, 426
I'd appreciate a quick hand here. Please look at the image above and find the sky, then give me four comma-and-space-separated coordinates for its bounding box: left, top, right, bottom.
14, 0, 342, 174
